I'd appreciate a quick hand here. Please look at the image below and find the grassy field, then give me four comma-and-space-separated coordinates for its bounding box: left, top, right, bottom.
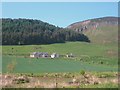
2, 42, 118, 73
2, 56, 118, 73
3, 41, 118, 57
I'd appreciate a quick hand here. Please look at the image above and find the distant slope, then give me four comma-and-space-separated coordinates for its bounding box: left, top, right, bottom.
67, 17, 118, 44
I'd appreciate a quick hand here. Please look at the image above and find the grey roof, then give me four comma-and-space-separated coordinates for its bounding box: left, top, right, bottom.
31, 52, 48, 55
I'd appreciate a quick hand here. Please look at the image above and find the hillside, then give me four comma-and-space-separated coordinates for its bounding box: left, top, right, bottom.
2, 17, 118, 45
2, 18, 90, 45
67, 17, 118, 44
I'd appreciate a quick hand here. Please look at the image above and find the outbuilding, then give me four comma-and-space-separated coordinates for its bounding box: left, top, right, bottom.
51, 53, 59, 58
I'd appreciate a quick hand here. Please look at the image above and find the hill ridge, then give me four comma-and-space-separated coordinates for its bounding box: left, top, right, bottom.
67, 16, 118, 28
67, 16, 118, 44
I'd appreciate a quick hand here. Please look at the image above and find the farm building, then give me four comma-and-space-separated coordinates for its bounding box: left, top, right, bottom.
66, 53, 74, 58
30, 52, 49, 58
51, 53, 59, 58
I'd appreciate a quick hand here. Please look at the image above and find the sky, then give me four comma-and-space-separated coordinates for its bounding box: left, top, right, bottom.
2, 2, 118, 27
1, 0, 119, 2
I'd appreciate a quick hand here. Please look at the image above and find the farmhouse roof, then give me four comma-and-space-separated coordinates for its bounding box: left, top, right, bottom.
31, 52, 48, 55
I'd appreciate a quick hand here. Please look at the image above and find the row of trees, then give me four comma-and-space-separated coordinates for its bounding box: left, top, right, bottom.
2, 18, 90, 45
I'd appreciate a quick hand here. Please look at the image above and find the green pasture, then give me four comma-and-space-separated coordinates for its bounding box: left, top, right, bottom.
2, 55, 117, 73
2, 42, 118, 57
2, 42, 118, 73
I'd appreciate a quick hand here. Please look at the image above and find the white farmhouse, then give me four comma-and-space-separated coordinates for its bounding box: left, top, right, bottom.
51, 53, 59, 58
30, 52, 38, 58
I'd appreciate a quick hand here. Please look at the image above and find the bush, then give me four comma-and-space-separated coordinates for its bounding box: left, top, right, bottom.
80, 70, 85, 75
100, 61, 103, 64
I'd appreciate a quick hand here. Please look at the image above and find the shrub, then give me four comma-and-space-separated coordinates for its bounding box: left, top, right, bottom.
80, 70, 85, 75
100, 61, 103, 64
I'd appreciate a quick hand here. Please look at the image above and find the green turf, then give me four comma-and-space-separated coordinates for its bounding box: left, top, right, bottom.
2, 55, 117, 73
2, 42, 118, 57
2, 42, 118, 73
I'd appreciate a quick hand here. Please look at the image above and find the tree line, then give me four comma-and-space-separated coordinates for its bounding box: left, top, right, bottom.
2, 18, 90, 45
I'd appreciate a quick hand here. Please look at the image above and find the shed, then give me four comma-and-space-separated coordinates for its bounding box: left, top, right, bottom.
66, 53, 74, 58
51, 53, 59, 58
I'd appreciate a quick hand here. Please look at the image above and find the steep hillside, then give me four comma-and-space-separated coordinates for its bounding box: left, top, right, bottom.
67, 17, 118, 44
